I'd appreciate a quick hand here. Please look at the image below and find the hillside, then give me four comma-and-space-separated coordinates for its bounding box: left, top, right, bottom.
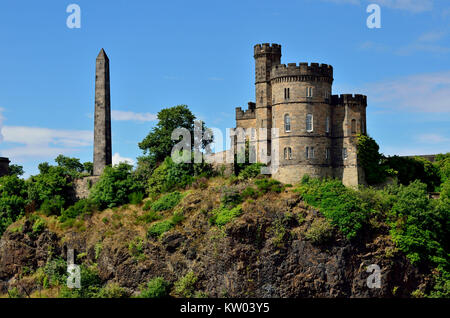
0, 175, 444, 298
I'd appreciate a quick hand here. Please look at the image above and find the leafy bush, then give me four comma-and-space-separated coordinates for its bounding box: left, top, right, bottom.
147, 210, 185, 238
59, 264, 103, 298
151, 192, 183, 212
40, 195, 65, 216
90, 163, 144, 209
238, 163, 265, 180
147, 156, 213, 198
221, 187, 242, 208
174, 271, 198, 298
60, 199, 99, 222
297, 178, 370, 240
357, 134, 390, 185
0, 175, 28, 235
94, 283, 129, 298
209, 205, 242, 226
305, 218, 334, 244
138, 277, 170, 298
128, 192, 144, 205
138, 211, 162, 223
241, 186, 259, 200
32, 217, 46, 236
255, 178, 284, 194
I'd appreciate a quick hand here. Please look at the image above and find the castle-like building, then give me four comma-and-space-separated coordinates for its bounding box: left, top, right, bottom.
235, 43, 367, 186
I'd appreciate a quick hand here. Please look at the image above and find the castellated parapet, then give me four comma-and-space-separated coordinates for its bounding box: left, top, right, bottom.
235, 44, 368, 187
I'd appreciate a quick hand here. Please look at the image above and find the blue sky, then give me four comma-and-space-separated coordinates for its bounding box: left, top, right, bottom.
0, 0, 449, 177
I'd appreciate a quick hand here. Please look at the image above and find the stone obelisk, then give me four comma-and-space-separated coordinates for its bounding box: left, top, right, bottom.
93, 49, 112, 176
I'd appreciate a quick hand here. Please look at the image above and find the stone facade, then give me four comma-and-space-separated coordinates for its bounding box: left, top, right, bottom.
0, 157, 10, 177
235, 43, 367, 187
93, 49, 112, 176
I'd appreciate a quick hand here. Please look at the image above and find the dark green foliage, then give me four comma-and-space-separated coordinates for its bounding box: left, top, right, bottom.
83, 162, 94, 176
241, 186, 259, 200
60, 199, 99, 222
254, 178, 284, 194
40, 195, 65, 216
151, 192, 183, 212
128, 192, 144, 205
60, 264, 103, 298
383, 156, 441, 191
8, 164, 24, 177
297, 178, 370, 240
221, 187, 242, 208
357, 134, 391, 185
0, 175, 28, 235
55, 155, 84, 176
147, 156, 212, 197
89, 163, 144, 209
138, 277, 170, 298
43, 257, 68, 287
27, 165, 74, 212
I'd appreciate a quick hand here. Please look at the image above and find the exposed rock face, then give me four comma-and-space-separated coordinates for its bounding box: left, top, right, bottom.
0, 190, 427, 298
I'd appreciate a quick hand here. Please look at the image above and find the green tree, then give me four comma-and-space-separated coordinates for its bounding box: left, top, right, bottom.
0, 175, 28, 235
357, 134, 390, 185
55, 155, 84, 177
89, 163, 144, 209
8, 164, 24, 177
83, 162, 94, 176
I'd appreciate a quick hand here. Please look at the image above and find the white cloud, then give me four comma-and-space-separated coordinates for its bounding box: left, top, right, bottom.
362, 71, 450, 112
319, 0, 433, 12
416, 133, 450, 144
111, 110, 157, 122
112, 152, 135, 166
0, 125, 92, 159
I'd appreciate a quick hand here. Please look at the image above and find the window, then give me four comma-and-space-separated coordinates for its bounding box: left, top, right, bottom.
284, 147, 292, 160
326, 116, 330, 133
325, 91, 330, 100
351, 119, 356, 134
306, 87, 313, 98
306, 147, 315, 159
284, 114, 291, 132
306, 114, 313, 132
284, 88, 290, 100
343, 148, 348, 160
326, 148, 330, 160
361, 120, 365, 135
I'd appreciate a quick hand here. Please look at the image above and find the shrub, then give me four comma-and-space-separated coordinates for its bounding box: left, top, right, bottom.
128, 192, 145, 205
90, 163, 144, 209
32, 217, 46, 235
60, 199, 99, 222
138, 277, 170, 298
221, 187, 242, 208
147, 220, 174, 238
174, 271, 198, 298
297, 178, 370, 240
241, 186, 259, 200
151, 192, 183, 212
209, 205, 242, 226
40, 195, 65, 216
138, 211, 162, 223
95, 283, 129, 298
0, 175, 28, 235
305, 218, 334, 244
255, 178, 284, 194
238, 163, 265, 180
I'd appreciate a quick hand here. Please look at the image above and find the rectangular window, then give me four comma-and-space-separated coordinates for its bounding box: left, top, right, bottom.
343, 148, 348, 160
284, 88, 290, 100
326, 148, 330, 160
306, 87, 313, 98
326, 116, 330, 133
310, 147, 315, 159
306, 147, 309, 159
306, 114, 313, 132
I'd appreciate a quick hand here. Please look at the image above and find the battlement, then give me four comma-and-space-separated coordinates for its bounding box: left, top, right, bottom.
270, 62, 333, 80
331, 94, 367, 106
254, 43, 282, 57
236, 102, 256, 120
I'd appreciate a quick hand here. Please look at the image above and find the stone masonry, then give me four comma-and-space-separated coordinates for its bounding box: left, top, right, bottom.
93, 49, 112, 176
235, 44, 367, 186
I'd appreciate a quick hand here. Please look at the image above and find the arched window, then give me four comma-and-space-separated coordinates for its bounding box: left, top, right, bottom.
284, 114, 291, 132
351, 119, 357, 134
306, 114, 313, 132
284, 147, 292, 160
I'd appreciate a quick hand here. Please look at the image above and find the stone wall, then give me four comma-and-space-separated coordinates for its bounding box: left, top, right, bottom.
73, 176, 100, 200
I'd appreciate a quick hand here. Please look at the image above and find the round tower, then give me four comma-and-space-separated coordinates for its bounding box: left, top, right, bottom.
270, 62, 334, 184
